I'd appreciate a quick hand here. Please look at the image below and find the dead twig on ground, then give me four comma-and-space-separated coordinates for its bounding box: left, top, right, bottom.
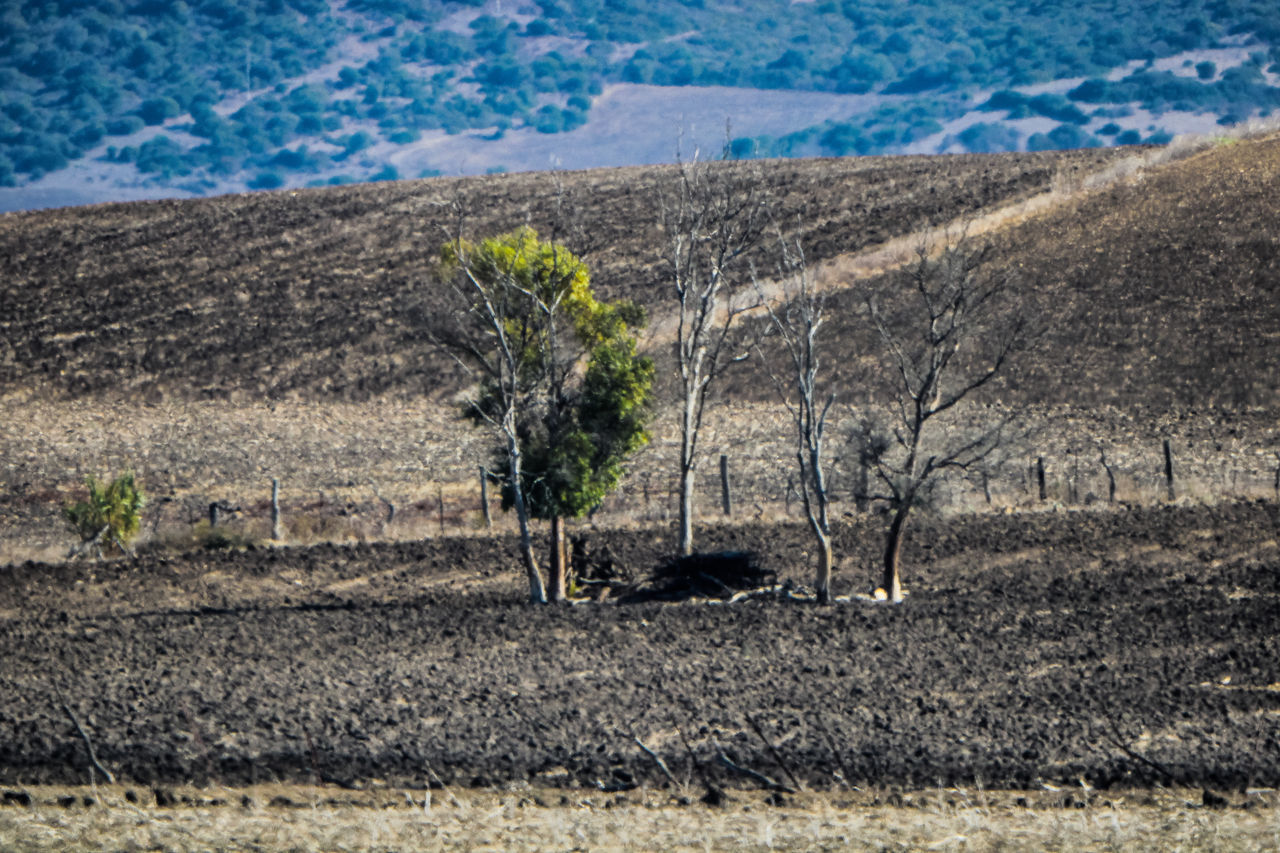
811, 712, 858, 790
56, 691, 115, 785
744, 713, 804, 793
676, 724, 727, 805
633, 734, 682, 791
713, 737, 796, 794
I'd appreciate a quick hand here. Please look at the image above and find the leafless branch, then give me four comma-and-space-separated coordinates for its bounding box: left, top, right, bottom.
56, 692, 115, 785
632, 734, 683, 791
713, 737, 796, 793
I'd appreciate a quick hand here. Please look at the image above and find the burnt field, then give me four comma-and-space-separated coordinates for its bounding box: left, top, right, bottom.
2, 500, 1278, 793
0, 149, 1123, 402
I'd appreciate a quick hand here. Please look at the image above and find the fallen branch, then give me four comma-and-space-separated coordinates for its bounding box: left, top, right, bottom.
811, 712, 857, 790
725, 585, 782, 604
744, 713, 803, 792
713, 738, 795, 793
423, 759, 463, 810
696, 572, 736, 597
1100, 716, 1176, 784
676, 724, 727, 805
633, 735, 682, 790
57, 694, 115, 785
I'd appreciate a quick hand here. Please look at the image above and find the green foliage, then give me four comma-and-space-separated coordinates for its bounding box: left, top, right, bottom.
442, 228, 653, 522
63, 471, 145, 556
739, 96, 959, 158
2, 0, 1276, 186
521, 331, 654, 519
1027, 124, 1102, 151
956, 122, 1020, 153
1068, 67, 1280, 116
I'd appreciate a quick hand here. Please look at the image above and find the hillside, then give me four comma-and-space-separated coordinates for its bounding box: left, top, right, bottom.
0, 148, 1123, 401
2, 0, 1279, 209
735, 133, 1280, 412
3, 138, 1280, 563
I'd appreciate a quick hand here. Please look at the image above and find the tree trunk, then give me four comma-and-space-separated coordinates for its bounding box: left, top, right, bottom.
507, 432, 546, 604
882, 502, 911, 603
814, 527, 834, 604
679, 466, 695, 557
678, 376, 700, 557
548, 515, 568, 602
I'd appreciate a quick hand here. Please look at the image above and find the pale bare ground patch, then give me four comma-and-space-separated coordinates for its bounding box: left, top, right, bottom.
0, 785, 1276, 853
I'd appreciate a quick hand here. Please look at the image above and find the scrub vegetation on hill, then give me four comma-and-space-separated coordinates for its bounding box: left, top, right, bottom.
2, 0, 1280, 190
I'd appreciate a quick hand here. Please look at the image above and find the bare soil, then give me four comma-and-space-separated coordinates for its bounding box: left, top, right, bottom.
0, 148, 1123, 403
2, 501, 1277, 792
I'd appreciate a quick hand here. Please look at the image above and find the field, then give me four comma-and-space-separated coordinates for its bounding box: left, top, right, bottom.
2, 502, 1280, 849
3, 134, 1280, 848
2, 502, 1279, 789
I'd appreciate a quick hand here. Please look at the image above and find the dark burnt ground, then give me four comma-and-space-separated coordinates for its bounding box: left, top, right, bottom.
0, 149, 1121, 402
733, 134, 1280, 412
1, 501, 1278, 792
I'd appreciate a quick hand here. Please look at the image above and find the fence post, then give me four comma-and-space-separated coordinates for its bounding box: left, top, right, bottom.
1273, 453, 1280, 503
209, 502, 220, 528
719, 454, 732, 516
479, 466, 492, 529
1163, 438, 1175, 501
1036, 457, 1047, 503
1099, 447, 1117, 503
271, 478, 282, 540
1069, 452, 1080, 505
437, 484, 446, 535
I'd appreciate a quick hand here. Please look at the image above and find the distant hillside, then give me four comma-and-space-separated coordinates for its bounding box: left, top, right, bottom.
0, 148, 1125, 402
4, 133, 1279, 414
2, 0, 1279, 209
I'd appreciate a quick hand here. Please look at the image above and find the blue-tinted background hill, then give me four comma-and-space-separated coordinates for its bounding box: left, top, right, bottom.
2, 0, 1280, 210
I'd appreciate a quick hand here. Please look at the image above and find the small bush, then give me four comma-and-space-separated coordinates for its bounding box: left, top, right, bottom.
63, 471, 145, 557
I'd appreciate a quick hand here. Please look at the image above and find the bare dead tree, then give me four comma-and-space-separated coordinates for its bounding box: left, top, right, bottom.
755, 238, 839, 603
658, 157, 771, 557
429, 201, 551, 604
858, 232, 1029, 602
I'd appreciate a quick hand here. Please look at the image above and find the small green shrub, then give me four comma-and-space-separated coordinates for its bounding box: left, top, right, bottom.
63, 471, 145, 557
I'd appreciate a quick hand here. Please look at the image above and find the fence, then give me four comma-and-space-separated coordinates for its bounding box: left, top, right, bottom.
154, 436, 1280, 549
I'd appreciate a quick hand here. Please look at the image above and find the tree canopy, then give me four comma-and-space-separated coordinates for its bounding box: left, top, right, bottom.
440, 226, 652, 600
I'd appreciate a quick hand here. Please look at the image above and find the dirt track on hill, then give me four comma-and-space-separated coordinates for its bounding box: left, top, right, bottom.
1, 501, 1278, 792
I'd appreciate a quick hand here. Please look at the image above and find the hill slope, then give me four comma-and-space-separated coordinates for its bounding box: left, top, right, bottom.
3, 139, 1280, 561
0, 148, 1122, 401
2, 0, 1278, 208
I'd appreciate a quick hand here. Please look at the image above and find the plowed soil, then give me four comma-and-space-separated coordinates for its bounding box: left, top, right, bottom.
3, 501, 1278, 792
738, 134, 1280, 412
0, 149, 1122, 402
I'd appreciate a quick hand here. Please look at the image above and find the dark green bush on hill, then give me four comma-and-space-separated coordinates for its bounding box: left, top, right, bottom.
956, 122, 1020, 153
1, 0, 1277, 187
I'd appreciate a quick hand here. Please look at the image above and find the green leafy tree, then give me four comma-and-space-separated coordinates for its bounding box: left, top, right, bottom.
63, 470, 145, 559
438, 226, 652, 602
